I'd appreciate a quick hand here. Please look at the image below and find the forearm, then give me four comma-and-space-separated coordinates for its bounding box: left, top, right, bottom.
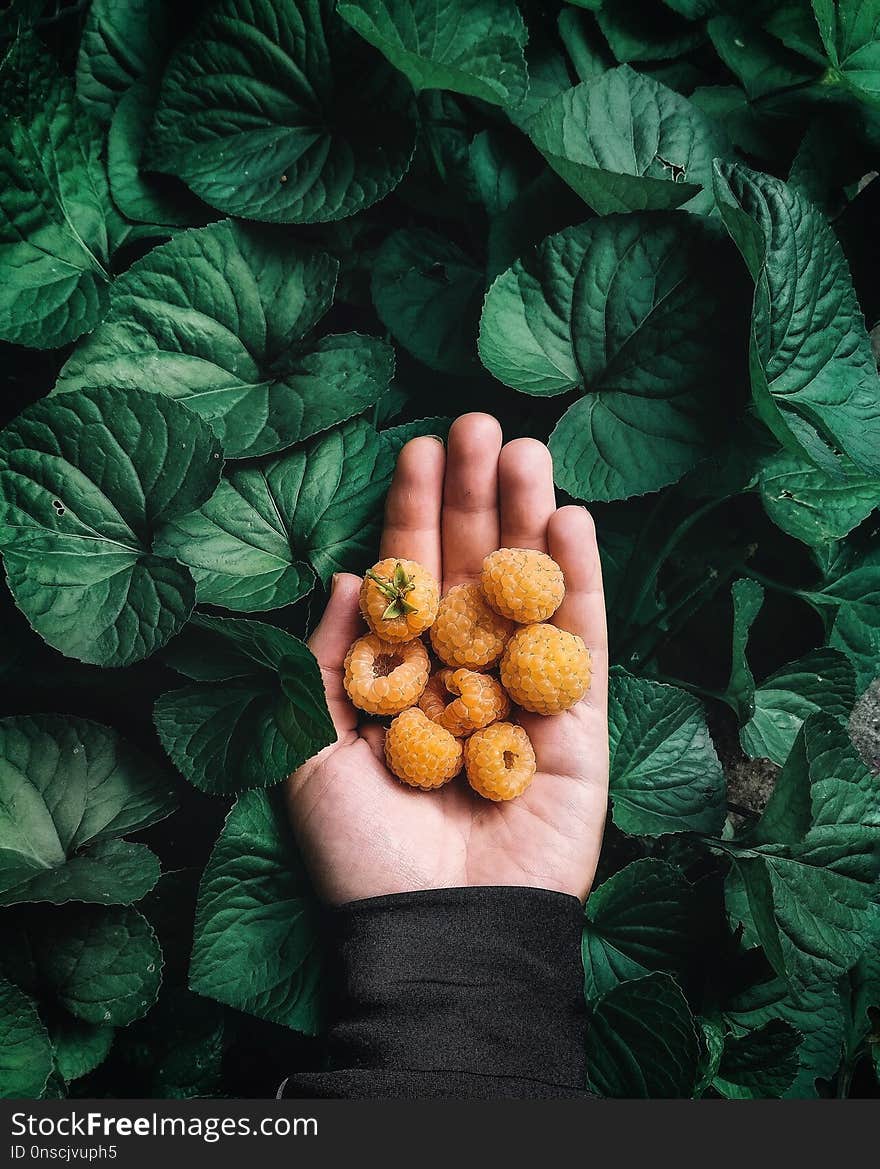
281, 886, 595, 1099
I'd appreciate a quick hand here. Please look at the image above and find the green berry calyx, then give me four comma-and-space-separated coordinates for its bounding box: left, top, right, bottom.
366, 562, 419, 620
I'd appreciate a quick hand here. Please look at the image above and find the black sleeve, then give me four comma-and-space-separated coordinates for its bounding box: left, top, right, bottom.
281, 886, 595, 1099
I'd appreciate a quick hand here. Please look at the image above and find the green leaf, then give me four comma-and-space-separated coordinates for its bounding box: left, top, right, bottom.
723, 965, 845, 1097
50, 1018, 115, 1083
714, 160, 880, 476
479, 213, 742, 501
813, 0, 880, 104
0, 57, 118, 348
57, 221, 393, 460
713, 1019, 802, 1098
708, 12, 821, 100
107, 81, 207, 227
0, 386, 222, 667
76, 0, 175, 124
371, 229, 483, 376
148, 0, 416, 223
190, 789, 323, 1032
822, 544, 880, 689
0, 976, 53, 1099
5, 906, 162, 1027
723, 578, 765, 722
0, 715, 175, 907
582, 859, 696, 999
758, 448, 880, 547
153, 615, 335, 795
741, 648, 857, 765
338, 0, 528, 107
586, 973, 701, 1097
608, 669, 726, 836
841, 922, 880, 1075
526, 66, 729, 215
155, 418, 410, 610
727, 714, 880, 993
597, 0, 706, 62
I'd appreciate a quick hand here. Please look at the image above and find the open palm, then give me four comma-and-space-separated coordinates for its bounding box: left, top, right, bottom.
286, 414, 609, 905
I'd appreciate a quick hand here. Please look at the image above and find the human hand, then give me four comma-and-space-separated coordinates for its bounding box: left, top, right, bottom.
285, 413, 609, 905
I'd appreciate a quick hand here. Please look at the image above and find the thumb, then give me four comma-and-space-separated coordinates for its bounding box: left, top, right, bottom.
308, 573, 363, 737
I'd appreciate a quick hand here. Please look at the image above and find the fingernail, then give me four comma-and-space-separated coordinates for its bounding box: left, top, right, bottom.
330, 573, 340, 593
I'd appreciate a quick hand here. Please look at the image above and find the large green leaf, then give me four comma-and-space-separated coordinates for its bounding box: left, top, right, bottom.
76, 0, 175, 124
0, 715, 175, 908
586, 973, 701, 1097
57, 221, 393, 460
338, 0, 528, 107
0, 386, 222, 667
740, 648, 857, 765
479, 214, 742, 501
189, 789, 323, 1032
714, 160, 880, 476
0, 977, 53, 1099
758, 448, 880, 547
722, 962, 845, 1098
371, 229, 484, 376
821, 544, 880, 689
148, 0, 416, 223
526, 66, 728, 215
726, 714, 880, 993
154, 615, 335, 795
0, 51, 120, 348
812, 0, 880, 104
582, 859, 696, 999
155, 418, 442, 609
608, 669, 726, 836
708, 12, 821, 100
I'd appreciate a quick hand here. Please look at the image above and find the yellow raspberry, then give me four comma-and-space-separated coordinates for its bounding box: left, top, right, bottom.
344, 633, 429, 716
500, 623, 591, 715
384, 708, 463, 789
359, 558, 440, 643
481, 548, 565, 624
430, 582, 514, 669
418, 668, 510, 737
465, 722, 537, 801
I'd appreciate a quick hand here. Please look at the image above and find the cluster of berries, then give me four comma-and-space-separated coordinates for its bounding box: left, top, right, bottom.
343, 549, 591, 801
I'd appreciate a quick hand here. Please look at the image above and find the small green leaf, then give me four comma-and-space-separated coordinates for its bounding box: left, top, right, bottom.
57, 222, 393, 460
0, 715, 175, 907
812, 0, 880, 104
526, 66, 729, 215
50, 1018, 115, 1083
338, 0, 528, 107
608, 669, 726, 836
582, 859, 696, 999
758, 448, 880, 547
0, 976, 53, 1099
372, 229, 484, 376
821, 543, 880, 689
708, 12, 821, 100
597, 0, 706, 62
586, 973, 701, 1097
741, 648, 857, 765
722, 578, 765, 722
148, 0, 416, 223
154, 615, 335, 795
190, 789, 323, 1032
713, 1019, 802, 1098
0, 386, 222, 667
76, 0, 175, 124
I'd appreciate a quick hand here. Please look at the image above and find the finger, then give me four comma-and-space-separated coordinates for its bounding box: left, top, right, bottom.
308, 572, 363, 735
380, 436, 445, 580
498, 438, 556, 552
547, 506, 608, 700
442, 413, 502, 588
